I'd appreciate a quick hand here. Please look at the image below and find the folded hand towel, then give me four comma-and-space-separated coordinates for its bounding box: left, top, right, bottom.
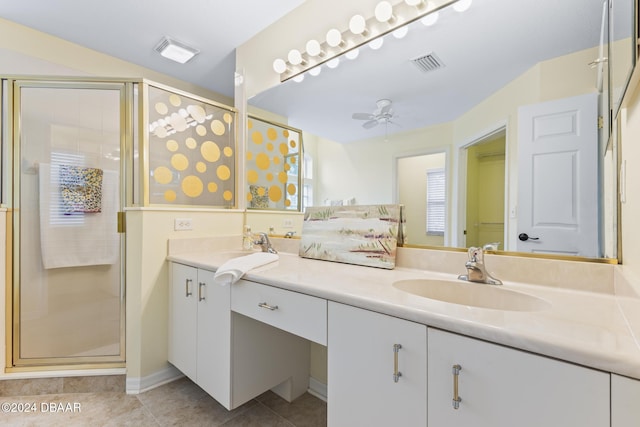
213, 252, 279, 286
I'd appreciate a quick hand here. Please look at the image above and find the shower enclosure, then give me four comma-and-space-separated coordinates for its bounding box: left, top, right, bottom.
7, 79, 128, 368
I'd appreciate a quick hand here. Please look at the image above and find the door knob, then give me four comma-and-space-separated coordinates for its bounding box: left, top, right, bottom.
518, 233, 540, 241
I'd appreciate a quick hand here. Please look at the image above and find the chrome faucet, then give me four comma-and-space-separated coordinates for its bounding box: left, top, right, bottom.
253, 232, 278, 254
458, 244, 502, 285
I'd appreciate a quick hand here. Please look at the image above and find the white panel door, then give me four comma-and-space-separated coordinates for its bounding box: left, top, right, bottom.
517, 93, 599, 257
428, 328, 610, 427
328, 302, 427, 427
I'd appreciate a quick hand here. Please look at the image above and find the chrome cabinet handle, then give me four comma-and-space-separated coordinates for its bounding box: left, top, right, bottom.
393, 344, 402, 383
198, 282, 205, 301
258, 302, 278, 311
452, 364, 462, 409
185, 279, 193, 297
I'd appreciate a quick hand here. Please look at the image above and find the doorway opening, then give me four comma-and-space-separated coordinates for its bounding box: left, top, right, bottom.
463, 129, 506, 250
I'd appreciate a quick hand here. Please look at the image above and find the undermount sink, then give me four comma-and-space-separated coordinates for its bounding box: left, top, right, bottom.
393, 279, 550, 311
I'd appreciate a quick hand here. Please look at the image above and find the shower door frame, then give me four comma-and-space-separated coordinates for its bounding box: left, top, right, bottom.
5, 77, 133, 370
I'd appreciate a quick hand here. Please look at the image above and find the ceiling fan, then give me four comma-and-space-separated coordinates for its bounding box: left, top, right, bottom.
352, 99, 398, 129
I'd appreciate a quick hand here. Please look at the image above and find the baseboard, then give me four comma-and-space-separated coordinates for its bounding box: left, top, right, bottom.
126, 364, 183, 394
308, 376, 327, 402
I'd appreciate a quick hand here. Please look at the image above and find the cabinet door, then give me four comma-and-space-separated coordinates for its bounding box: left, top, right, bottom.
195, 269, 231, 405
428, 328, 609, 427
612, 374, 640, 427
168, 263, 198, 380
328, 302, 427, 427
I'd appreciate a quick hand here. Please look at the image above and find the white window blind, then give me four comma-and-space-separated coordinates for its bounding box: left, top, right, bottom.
426, 168, 445, 236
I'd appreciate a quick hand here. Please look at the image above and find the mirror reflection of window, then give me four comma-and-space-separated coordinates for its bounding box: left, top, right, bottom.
302, 153, 313, 210
397, 152, 446, 246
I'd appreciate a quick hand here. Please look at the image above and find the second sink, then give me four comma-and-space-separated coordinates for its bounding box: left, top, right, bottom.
393, 279, 550, 311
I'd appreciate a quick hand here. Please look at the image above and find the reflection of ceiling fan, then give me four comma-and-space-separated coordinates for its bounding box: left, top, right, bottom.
352, 99, 398, 129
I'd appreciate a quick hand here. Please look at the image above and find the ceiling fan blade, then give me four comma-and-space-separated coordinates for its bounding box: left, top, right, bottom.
352, 112, 375, 120
363, 120, 379, 129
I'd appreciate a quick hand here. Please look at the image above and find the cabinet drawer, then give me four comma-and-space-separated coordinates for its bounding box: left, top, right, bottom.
231, 280, 327, 345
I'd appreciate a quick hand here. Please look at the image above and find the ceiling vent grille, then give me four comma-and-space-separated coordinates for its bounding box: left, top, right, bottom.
410, 53, 445, 73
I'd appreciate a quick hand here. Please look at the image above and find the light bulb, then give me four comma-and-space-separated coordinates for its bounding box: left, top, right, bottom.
368, 37, 384, 50
374, 1, 394, 23
309, 67, 321, 76
326, 28, 343, 47
293, 74, 305, 83
327, 58, 340, 69
349, 14, 367, 35
393, 26, 409, 39
273, 58, 287, 73
404, 0, 424, 6
421, 11, 439, 26
346, 48, 360, 60
288, 49, 303, 65
306, 39, 322, 57
453, 0, 472, 12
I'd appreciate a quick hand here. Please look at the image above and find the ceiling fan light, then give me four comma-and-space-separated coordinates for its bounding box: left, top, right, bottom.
375, 1, 394, 23
453, 0, 472, 12
272, 58, 287, 74
326, 28, 343, 47
349, 14, 368, 35
421, 11, 439, 26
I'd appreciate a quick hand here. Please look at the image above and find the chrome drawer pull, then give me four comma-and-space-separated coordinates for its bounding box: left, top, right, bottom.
185, 279, 193, 297
393, 344, 402, 383
258, 302, 279, 311
452, 364, 462, 409
198, 282, 205, 301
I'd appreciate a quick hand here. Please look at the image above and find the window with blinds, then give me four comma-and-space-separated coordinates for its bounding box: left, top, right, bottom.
426, 168, 445, 236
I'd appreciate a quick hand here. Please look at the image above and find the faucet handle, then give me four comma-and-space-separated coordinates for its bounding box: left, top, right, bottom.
482, 242, 500, 251
467, 246, 482, 262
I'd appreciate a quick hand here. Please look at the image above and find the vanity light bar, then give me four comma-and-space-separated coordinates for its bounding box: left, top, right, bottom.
274, 0, 460, 82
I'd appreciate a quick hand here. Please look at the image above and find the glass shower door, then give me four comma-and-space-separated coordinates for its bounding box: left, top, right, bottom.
13, 81, 125, 366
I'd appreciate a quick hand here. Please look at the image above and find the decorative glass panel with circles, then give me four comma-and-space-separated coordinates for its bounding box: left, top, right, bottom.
147, 84, 236, 206
246, 116, 302, 211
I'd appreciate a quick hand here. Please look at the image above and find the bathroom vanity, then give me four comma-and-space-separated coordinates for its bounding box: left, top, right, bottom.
167, 248, 640, 427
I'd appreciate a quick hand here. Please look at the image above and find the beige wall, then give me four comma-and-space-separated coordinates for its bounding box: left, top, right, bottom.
126, 210, 244, 379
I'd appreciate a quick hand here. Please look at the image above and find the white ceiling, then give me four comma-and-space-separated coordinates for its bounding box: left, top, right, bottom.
0, 0, 305, 98
0, 0, 628, 143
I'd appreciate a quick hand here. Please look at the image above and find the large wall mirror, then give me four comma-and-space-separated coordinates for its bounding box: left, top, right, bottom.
248, 0, 636, 261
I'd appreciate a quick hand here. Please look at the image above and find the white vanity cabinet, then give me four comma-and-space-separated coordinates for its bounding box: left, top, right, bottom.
327, 301, 427, 427
427, 328, 610, 427
612, 374, 640, 427
168, 262, 231, 405
169, 263, 313, 410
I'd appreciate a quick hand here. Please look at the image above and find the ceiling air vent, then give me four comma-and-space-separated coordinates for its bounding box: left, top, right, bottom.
410, 53, 445, 73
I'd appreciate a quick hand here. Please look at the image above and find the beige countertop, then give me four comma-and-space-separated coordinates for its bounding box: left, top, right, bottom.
167, 249, 640, 380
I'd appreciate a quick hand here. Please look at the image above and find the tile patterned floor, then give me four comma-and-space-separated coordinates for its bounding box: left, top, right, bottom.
0, 376, 327, 426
